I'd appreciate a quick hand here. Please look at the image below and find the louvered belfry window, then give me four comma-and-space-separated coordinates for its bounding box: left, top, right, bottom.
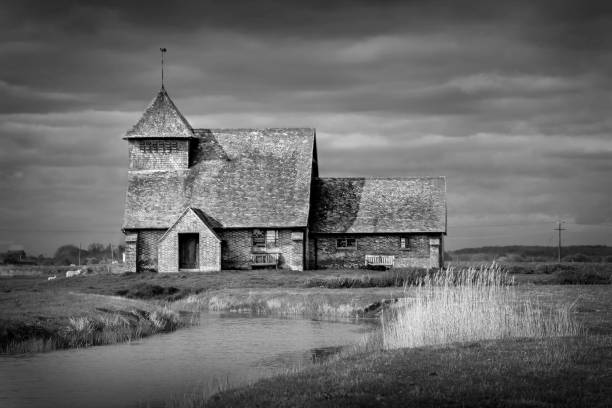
138, 140, 179, 153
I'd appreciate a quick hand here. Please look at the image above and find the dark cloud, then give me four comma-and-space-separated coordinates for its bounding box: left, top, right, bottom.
0, 0, 610, 253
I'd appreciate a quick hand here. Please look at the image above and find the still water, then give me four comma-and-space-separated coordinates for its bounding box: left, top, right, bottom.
0, 313, 376, 408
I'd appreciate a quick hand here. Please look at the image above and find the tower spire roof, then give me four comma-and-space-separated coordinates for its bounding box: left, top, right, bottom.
124, 87, 194, 139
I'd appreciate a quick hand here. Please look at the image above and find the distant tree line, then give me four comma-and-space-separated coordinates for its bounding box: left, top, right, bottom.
447, 245, 612, 263
0, 243, 126, 266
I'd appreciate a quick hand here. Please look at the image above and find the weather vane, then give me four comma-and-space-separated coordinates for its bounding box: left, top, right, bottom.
160, 47, 167, 88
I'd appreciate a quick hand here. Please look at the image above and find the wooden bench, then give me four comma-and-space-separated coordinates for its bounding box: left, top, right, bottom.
251, 253, 279, 269
365, 255, 395, 268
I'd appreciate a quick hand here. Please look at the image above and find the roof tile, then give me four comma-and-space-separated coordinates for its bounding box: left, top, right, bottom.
123, 128, 316, 229
124, 87, 194, 139
310, 177, 447, 233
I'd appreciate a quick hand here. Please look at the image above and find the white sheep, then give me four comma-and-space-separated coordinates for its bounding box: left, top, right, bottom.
47, 275, 56, 281
65, 269, 82, 278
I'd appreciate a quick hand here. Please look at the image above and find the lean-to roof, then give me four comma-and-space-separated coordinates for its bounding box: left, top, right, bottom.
310, 177, 447, 234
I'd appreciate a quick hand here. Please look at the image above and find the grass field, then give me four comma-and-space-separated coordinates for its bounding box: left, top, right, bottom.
202, 335, 612, 407
2, 264, 612, 406
172, 265, 612, 407
1, 264, 611, 353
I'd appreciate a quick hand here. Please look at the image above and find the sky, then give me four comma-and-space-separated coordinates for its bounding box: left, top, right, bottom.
1, 0, 611, 256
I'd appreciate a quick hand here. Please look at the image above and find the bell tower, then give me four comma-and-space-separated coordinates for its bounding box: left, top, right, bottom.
123, 86, 194, 170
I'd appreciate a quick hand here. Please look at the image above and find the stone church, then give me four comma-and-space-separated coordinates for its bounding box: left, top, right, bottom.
122, 87, 446, 272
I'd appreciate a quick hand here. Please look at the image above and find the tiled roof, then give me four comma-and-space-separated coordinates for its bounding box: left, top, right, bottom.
158, 207, 222, 242
310, 177, 446, 234
124, 87, 194, 139
123, 128, 316, 229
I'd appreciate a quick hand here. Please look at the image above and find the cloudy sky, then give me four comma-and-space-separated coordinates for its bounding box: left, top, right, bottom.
1, 0, 611, 255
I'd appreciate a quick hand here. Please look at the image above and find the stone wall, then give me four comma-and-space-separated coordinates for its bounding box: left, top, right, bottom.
124, 234, 137, 272
128, 139, 189, 170
157, 209, 221, 273
218, 229, 305, 270
136, 230, 165, 272
313, 234, 443, 269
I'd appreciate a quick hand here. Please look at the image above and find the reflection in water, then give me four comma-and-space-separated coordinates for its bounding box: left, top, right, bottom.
0, 313, 377, 408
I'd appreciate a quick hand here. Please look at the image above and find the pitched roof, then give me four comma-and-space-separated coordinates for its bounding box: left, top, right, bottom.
158, 207, 221, 242
123, 128, 316, 229
124, 87, 194, 139
310, 177, 446, 234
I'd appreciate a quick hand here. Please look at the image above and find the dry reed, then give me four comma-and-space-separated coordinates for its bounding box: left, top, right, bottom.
382, 264, 582, 349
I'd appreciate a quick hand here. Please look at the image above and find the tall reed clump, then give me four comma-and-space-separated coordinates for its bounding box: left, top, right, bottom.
382, 264, 582, 350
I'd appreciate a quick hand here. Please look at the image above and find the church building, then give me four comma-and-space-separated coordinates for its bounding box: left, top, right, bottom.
122, 87, 446, 272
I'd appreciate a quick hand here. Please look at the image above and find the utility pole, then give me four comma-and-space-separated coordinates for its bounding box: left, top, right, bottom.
78, 243, 81, 266
554, 221, 566, 263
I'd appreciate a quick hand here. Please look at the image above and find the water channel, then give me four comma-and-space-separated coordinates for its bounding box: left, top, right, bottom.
0, 313, 377, 408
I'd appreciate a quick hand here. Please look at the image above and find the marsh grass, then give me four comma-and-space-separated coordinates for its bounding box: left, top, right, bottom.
167, 288, 397, 318
382, 264, 582, 349
1, 305, 191, 354
206, 292, 364, 318
304, 268, 431, 289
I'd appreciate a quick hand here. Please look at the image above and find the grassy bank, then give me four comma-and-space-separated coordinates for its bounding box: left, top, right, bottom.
172, 265, 605, 407
1, 263, 610, 354
202, 335, 612, 407
173, 287, 408, 318
0, 290, 195, 353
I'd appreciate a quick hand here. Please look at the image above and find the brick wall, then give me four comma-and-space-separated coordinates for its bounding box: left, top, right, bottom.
128, 139, 189, 170
306, 237, 317, 270
313, 234, 443, 269
218, 228, 305, 270
136, 230, 165, 272
158, 209, 221, 273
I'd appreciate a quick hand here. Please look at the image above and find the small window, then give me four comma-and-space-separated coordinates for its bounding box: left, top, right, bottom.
252, 229, 279, 249
252, 229, 265, 248
400, 236, 418, 251
336, 238, 356, 249
266, 230, 279, 248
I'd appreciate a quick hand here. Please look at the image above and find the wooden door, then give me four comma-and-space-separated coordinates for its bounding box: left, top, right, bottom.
179, 233, 199, 269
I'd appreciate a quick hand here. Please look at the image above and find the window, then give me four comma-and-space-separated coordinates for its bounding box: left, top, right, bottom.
137, 140, 178, 153
336, 238, 356, 249
400, 236, 425, 251
252, 229, 279, 249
